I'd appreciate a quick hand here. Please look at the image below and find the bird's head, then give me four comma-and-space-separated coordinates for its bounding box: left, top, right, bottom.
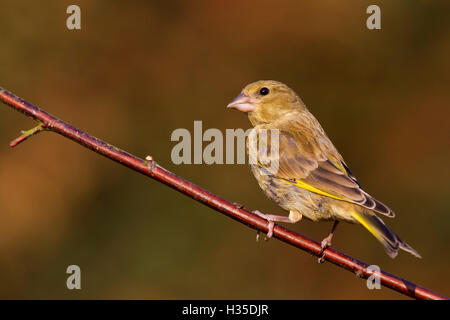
227, 80, 305, 125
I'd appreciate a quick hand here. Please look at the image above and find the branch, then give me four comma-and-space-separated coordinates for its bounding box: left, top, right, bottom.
0, 87, 447, 300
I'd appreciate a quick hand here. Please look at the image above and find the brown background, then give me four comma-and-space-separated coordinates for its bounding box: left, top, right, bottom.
0, 1, 449, 299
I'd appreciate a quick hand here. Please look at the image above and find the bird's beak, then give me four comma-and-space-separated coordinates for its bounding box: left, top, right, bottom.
227, 93, 257, 113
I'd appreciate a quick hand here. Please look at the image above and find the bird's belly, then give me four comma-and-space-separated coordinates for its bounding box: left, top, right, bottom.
250, 165, 357, 223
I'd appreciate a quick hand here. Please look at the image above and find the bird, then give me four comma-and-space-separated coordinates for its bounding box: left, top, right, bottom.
227, 80, 421, 259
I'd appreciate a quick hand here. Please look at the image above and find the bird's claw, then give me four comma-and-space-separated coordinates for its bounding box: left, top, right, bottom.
266, 221, 274, 240
317, 236, 332, 263
253, 210, 274, 241
318, 254, 326, 264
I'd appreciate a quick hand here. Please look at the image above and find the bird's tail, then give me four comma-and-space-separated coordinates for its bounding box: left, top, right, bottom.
352, 210, 421, 259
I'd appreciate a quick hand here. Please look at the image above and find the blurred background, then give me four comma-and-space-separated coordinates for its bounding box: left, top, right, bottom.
0, 0, 449, 299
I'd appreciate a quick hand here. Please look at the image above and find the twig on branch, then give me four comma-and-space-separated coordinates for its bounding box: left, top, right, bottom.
9, 121, 44, 147
0, 87, 447, 300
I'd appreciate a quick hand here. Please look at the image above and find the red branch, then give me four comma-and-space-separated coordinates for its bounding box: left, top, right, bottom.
0, 87, 447, 300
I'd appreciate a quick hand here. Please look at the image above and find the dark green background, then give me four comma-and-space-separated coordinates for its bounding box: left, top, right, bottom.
0, 1, 448, 299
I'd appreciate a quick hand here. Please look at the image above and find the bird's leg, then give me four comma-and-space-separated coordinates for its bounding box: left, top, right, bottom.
318, 221, 340, 263
253, 210, 302, 241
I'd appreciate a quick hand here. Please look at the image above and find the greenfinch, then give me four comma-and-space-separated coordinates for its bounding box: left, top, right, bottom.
227, 80, 421, 259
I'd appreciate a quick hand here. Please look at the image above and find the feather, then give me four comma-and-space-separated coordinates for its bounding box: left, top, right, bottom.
252, 123, 395, 217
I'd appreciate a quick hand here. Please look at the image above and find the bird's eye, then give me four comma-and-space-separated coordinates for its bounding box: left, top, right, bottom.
259, 87, 270, 96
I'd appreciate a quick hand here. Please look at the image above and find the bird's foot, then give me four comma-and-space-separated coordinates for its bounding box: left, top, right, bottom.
317, 221, 339, 263
317, 234, 333, 263
253, 210, 290, 241
253, 210, 275, 241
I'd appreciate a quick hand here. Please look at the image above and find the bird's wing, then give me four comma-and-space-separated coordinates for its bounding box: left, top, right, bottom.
252, 127, 394, 217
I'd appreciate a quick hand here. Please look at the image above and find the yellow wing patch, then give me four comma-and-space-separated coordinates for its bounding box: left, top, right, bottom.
281, 178, 346, 201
